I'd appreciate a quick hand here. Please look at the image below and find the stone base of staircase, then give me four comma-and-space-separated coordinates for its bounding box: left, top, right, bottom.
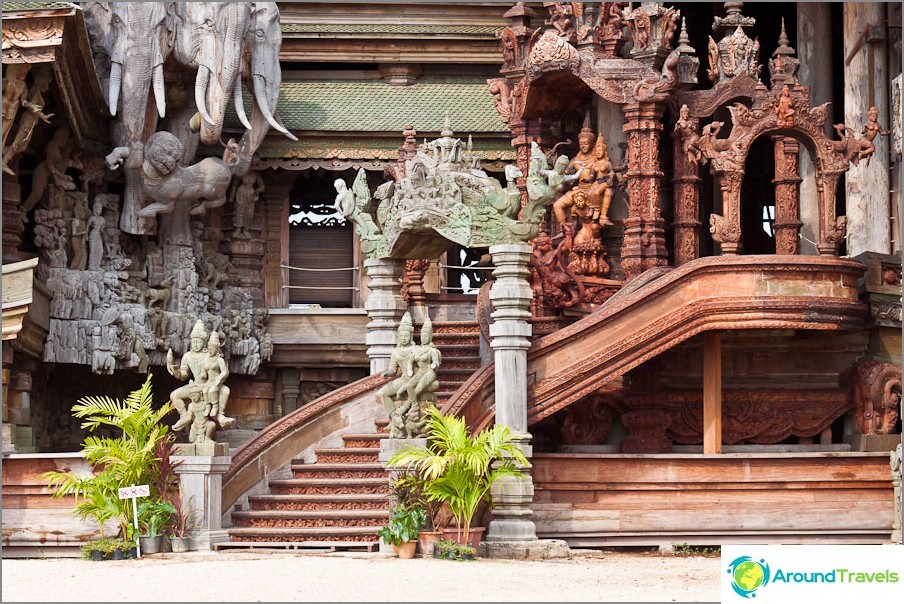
213, 540, 380, 553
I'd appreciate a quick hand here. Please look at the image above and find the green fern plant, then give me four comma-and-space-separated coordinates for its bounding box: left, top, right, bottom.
41, 373, 174, 539
388, 406, 528, 544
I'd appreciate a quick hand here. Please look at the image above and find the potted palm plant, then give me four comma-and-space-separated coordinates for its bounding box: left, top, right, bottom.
378, 502, 426, 559
42, 374, 175, 550
388, 407, 528, 550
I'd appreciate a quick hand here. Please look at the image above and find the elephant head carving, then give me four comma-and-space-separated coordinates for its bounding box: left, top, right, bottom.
246, 2, 296, 141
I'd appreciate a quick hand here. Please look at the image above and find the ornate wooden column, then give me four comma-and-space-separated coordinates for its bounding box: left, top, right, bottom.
264, 179, 290, 309
710, 170, 744, 255
772, 137, 802, 254
622, 102, 668, 278
672, 122, 701, 266
816, 170, 846, 256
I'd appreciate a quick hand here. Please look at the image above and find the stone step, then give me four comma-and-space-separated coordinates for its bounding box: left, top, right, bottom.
314, 448, 380, 463
232, 509, 389, 529
228, 526, 382, 543
290, 463, 387, 480
248, 493, 387, 512
268, 478, 389, 495
341, 433, 388, 448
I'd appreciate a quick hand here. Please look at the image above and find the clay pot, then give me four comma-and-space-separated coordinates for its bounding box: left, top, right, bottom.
396, 541, 418, 559
441, 527, 485, 549
139, 535, 163, 555
170, 537, 190, 553
417, 530, 443, 557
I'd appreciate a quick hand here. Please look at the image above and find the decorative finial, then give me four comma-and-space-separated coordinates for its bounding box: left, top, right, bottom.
676, 17, 694, 53
773, 17, 795, 56
442, 115, 453, 137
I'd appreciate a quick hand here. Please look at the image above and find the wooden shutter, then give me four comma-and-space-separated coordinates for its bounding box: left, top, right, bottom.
288, 224, 354, 307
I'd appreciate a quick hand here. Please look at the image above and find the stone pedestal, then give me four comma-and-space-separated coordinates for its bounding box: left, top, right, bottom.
172, 453, 232, 550
484, 244, 551, 556
364, 258, 406, 374
378, 437, 427, 467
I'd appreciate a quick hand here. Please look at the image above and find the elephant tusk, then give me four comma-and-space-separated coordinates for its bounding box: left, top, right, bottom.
153, 63, 166, 118
109, 61, 122, 117
194, 65, 215, 125
253, 74, 297, 141
233, 77, 252, 131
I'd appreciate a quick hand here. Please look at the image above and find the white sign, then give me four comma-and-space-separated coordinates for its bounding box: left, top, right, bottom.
722, 545, 904, 603
118, 484, 150, 499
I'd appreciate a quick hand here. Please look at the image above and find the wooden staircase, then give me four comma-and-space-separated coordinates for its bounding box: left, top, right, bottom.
222, 424, 390, 551
220, 321, 483, 551
428, 321, 482, 406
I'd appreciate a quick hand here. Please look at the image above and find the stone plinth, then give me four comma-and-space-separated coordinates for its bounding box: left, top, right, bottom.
172, 454, 232, 551
364, 258, 406, 374
379, 437, 427, 467
479, 539, 571, 560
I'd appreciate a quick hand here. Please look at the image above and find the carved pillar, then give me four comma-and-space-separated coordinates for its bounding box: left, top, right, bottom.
279, 368, 301, 417
486, 243, 537, 544
772, 137, 802, 255
816, 170, 845, 255
622, 102, 667, 277
403, 259, 429, 308
711, 170, 744, 255
364, 258, 406, 374
2, 175, 24, 263
672, 134, 701, 266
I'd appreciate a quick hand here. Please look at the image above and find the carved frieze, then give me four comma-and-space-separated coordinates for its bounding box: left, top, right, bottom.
842, 362, 902, 436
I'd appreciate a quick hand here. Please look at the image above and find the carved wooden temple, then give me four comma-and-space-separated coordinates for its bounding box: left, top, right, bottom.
2, 2, 901, 556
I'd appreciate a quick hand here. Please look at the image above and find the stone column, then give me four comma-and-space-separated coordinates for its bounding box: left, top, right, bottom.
172, 453, 232, 550
364, 258, 406, 374
844, 3, 891, 256
485, 244, 536, 544
772, 137, 802, 255
621, 102, 667, 278
797, 3, 833, 255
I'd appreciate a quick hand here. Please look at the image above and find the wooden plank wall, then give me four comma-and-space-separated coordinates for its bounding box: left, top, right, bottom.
2, 454, 111, 557
532, 452, 896, 546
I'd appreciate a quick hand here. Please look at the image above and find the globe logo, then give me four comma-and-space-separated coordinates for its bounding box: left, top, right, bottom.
727, 556, 771, 598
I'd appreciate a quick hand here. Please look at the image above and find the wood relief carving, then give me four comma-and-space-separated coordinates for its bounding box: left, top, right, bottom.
560, 395, 616, 445
842, 362, 902, 436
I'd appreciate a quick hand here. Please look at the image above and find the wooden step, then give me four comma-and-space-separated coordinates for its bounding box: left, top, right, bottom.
268, 477, 389, 495
314, 448, 380, 463
227, 526, 382, 543
232, 509, 388, 529
248, 493, 387, 512
341, 433, 387, 448
291, 463, 386, 481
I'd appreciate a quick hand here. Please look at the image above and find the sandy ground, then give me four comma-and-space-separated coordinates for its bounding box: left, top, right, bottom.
1, 549, 720, 602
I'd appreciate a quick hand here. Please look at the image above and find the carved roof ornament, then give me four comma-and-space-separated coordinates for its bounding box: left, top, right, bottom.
595, 2, 627, 57
768, 18, 800, 88
543, 2, 578, 45
526, 28, 581, 81
675, 18, 699, 86
625, 2, 680, 66
708, 2, 760, 84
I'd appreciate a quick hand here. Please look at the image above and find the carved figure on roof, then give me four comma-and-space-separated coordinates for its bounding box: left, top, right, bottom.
86, 199, 106, 271
832, 107, 888, 168
858, 106, 890, 167
661, 6, 679, 48
231, 171, 264, 239
499, 28, 518, 70
335, 170, 386, 257
675, 104, 702, 164
22, 126, 78, 213
706, 36, 719, 82
105, 130, 232, 219
2, 66, 54, 176
630, 9, 651, 50
2, 64, 29, 149
775, 85, 796, 128
544, 2, 576, 43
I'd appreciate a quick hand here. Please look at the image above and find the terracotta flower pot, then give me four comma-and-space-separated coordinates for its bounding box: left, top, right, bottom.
397, 541, 418, 559
441, 526, 485, 549
417, 531, 443, 557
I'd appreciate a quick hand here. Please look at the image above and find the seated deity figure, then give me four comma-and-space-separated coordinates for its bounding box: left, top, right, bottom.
409, 317, 441, 405
552, 126, 613, 233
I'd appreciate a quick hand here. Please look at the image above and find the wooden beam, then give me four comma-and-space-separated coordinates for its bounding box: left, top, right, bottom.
703, 331, 722, 454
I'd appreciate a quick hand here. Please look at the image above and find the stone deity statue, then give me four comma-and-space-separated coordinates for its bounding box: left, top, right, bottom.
379, 312, 438, 439
173, 385, 217, 444
166, 320, 235, 434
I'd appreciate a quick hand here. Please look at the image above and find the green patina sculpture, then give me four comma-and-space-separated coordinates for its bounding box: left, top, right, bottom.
379, 312, 441, 439
335, 125, 574, 260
